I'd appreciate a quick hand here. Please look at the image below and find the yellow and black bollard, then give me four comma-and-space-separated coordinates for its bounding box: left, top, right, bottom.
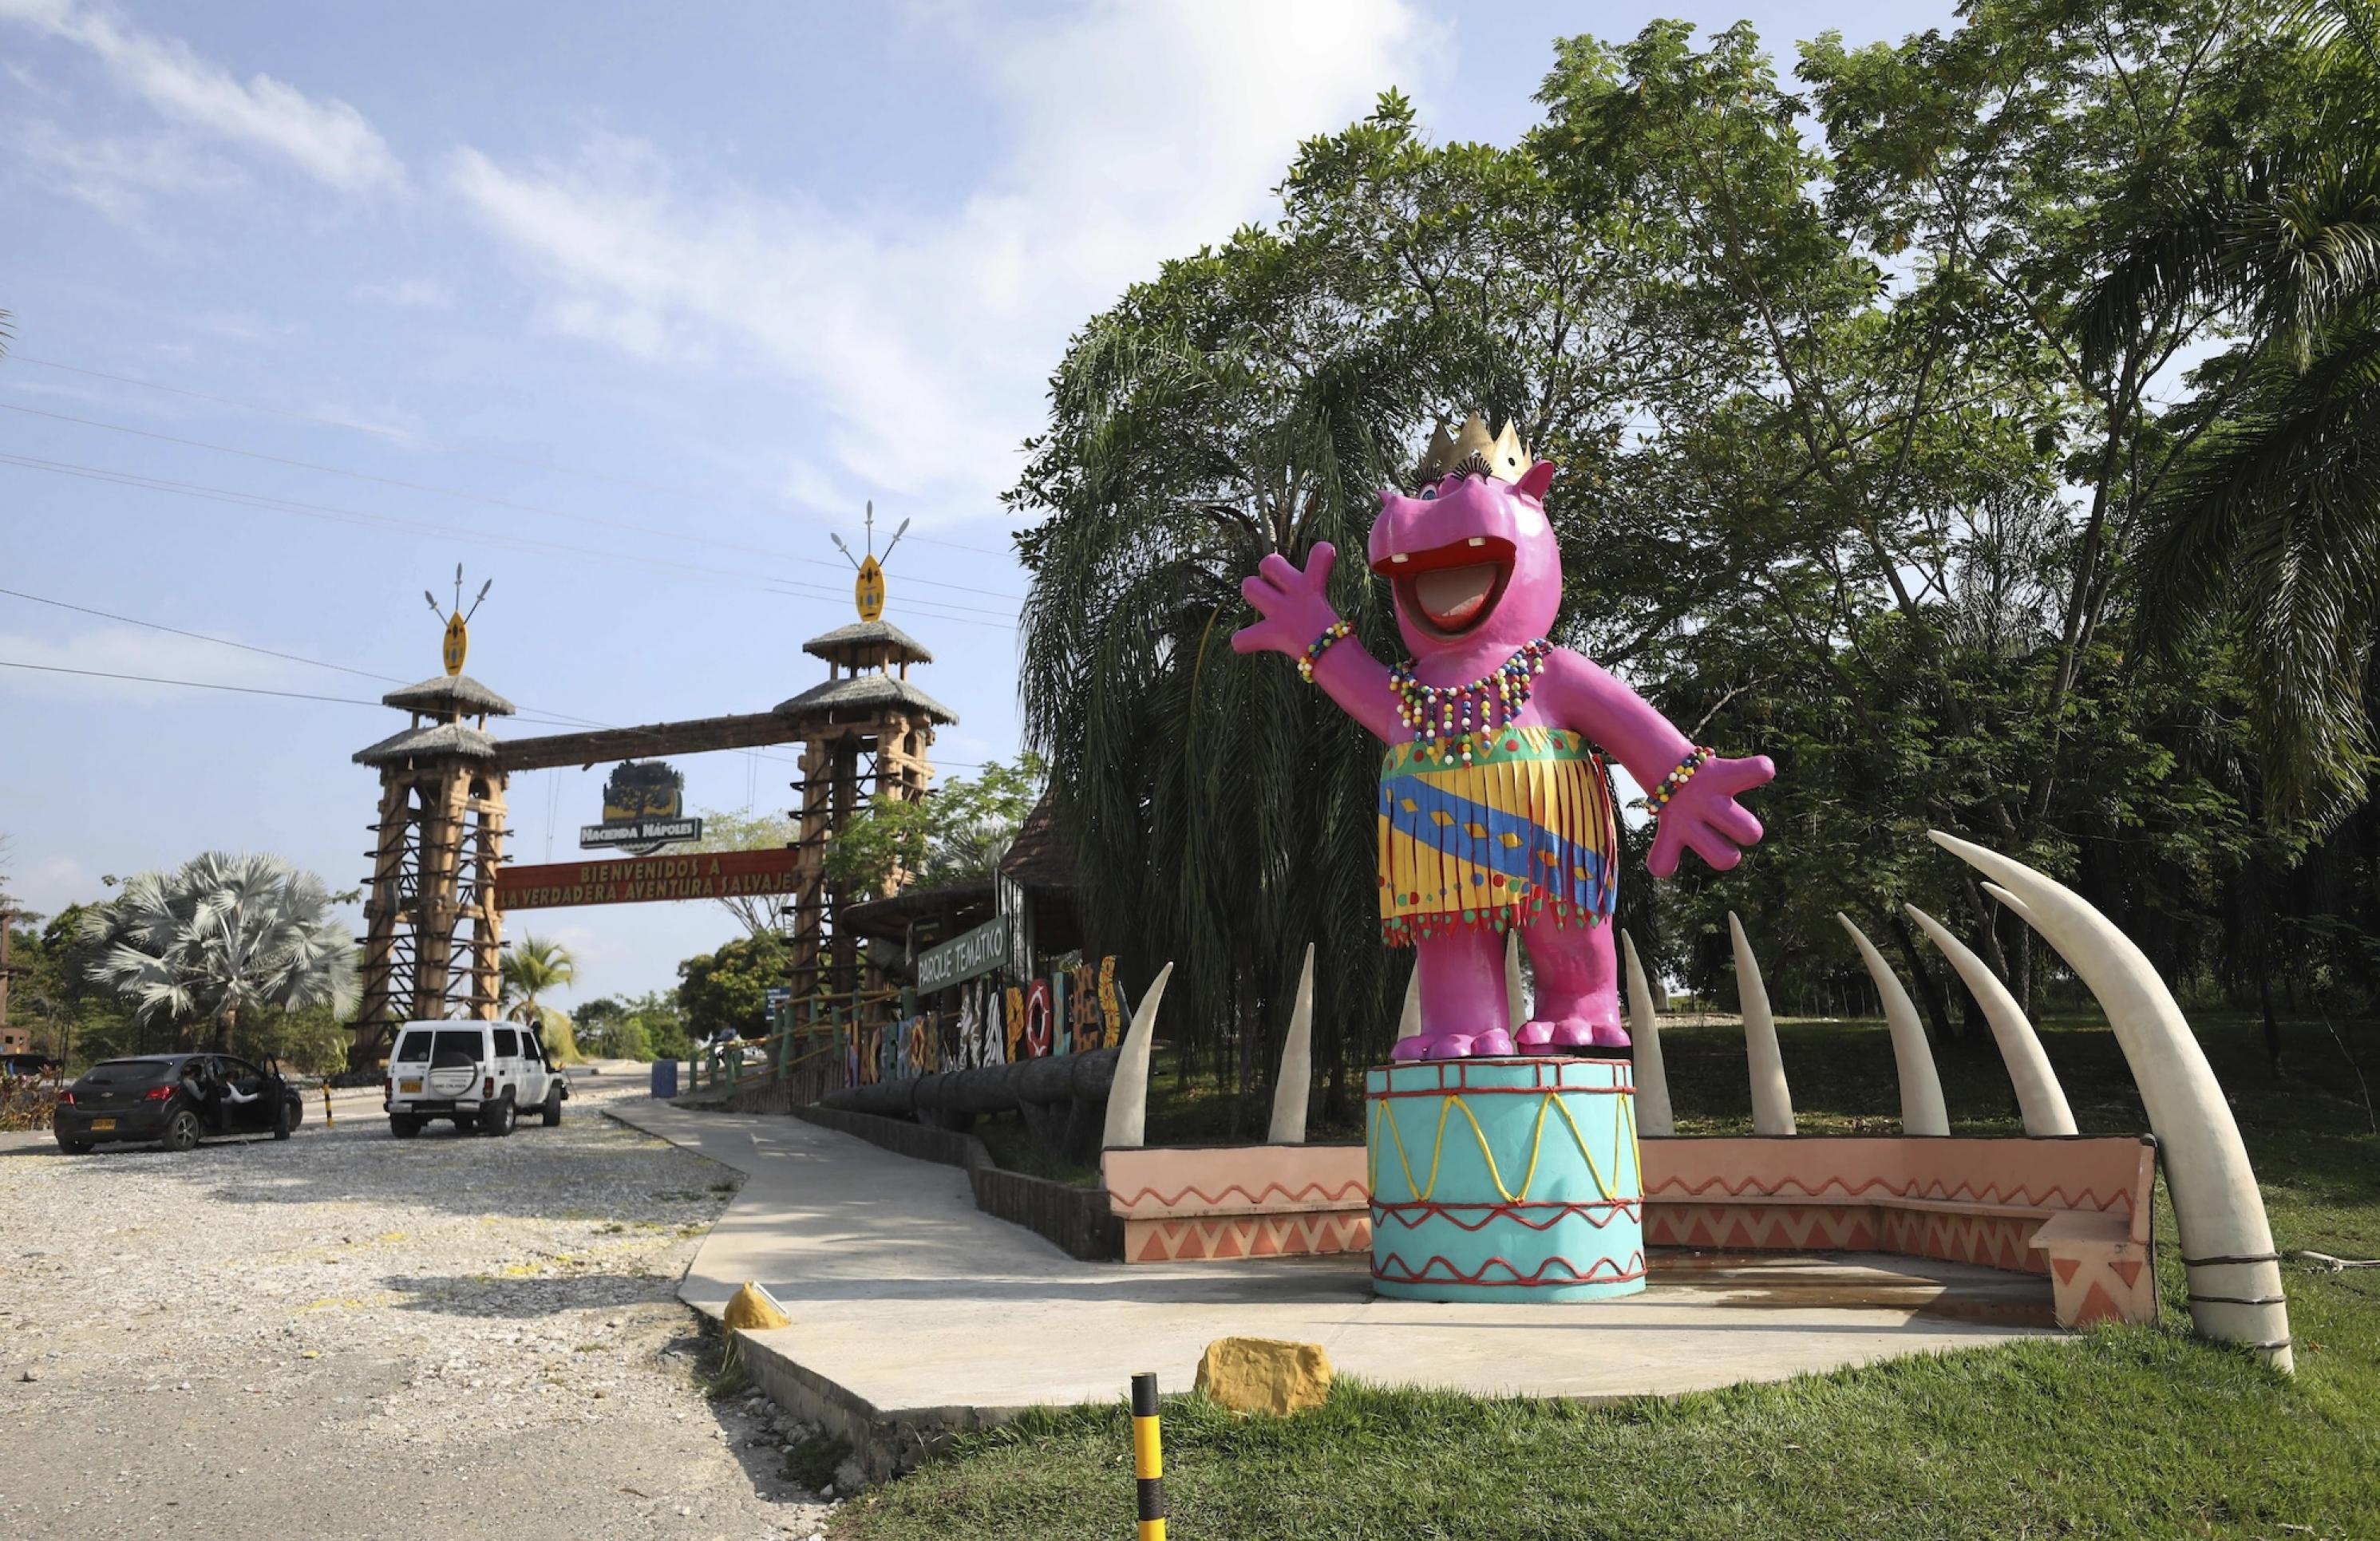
1131, 1370, 1166, 1540
322, 1082, 334, 1129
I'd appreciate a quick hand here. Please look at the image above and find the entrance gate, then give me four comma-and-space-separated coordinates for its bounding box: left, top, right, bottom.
349, 587, 955, 1064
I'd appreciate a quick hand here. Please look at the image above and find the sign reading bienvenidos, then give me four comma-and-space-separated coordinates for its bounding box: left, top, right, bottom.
582, 761, 699, 853
496, 848, 801, 911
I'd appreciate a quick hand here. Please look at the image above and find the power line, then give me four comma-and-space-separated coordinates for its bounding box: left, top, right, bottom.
7, 353, 1024, 559
0, 400, 1027, 603
0, 584, 411, 686
0, 585, 805, 765
0, 451, 1021, 629
0, 590, 992, 771
2, 658, 411, 709
0, 583, 617, 731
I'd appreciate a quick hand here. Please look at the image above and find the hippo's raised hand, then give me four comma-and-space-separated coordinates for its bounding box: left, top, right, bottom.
1646, 753, 1777, 879
1231, 543, 1343, 659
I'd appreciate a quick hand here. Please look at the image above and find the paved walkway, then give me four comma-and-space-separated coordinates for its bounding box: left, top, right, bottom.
608, 1099, 2062, 1431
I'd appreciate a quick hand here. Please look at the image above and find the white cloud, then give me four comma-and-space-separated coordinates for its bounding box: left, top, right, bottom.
0, 0, 404, 192
304, 402, 425, 447
354, 276, 453, 309
447, 0, 1426, 514
0, 625, 319, 705
6, 115, 247, 220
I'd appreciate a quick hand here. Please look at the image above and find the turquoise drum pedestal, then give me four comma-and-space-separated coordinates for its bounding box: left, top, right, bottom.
1366, 1057, 1644, 1302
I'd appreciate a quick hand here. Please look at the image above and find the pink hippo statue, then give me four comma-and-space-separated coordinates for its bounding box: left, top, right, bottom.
1234, 415, 1774, 1060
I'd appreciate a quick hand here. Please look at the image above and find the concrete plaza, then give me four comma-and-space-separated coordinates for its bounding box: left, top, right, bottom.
607, 1099, 2062, 1468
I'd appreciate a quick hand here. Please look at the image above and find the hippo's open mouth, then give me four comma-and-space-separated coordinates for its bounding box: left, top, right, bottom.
1376, 536, 1516, 638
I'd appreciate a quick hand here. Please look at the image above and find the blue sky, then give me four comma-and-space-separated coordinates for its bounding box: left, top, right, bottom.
1, 0, 1955, 1009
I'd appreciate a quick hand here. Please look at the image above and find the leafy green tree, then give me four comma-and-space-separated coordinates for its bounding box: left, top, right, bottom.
81, 852, 356, 1053
7, 903, 137, 1066
622, 989, 691, 1061
500, 934, 580, 1061
570, 996, 654, 1061
676, 932, 785, 1043
822, 754, 1050, 895
1522, 3, 2307, 1026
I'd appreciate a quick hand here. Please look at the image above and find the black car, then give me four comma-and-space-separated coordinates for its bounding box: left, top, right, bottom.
53, 1053, 302, 1153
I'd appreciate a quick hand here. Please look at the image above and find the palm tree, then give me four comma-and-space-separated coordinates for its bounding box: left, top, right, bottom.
82, 852, 357, 1053
500, 934, 581, 1061
2080, 0, 2380, 821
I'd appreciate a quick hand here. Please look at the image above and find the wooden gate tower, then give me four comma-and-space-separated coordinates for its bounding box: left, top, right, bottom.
352, 673, 513, 1056
776, 619, 953, 998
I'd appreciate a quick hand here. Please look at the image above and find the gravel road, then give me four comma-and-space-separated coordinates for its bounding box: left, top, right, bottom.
0, 1071, 843, 1541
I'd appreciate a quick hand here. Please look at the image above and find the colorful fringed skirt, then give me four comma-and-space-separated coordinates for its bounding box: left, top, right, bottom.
1378, 725, 1617, 945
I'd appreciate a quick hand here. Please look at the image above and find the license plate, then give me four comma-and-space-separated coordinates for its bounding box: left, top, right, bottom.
91, 1118, 116, 1132
399, 1080, 421, 1093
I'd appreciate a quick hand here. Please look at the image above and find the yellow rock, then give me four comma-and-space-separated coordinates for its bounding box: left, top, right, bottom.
1192, 1336, 1333, 1416
722, 1280, 790, 1334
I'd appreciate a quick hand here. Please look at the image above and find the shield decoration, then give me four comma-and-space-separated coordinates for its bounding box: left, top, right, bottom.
442, 613, 468, 676
855, 555, 885, 621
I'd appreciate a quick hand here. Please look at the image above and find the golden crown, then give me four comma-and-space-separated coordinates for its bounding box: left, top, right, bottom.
1412, 413, 1529, 488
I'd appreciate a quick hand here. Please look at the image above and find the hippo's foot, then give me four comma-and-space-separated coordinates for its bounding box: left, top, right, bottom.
1515, 1017, 1595, 1054
1515, 1017, 1631, 1054
1391, 1027, 1517, 1061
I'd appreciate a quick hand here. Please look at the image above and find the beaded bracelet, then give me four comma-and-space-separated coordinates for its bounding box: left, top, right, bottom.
1299, 620, 1354, 683
1644, 746, 1715, 816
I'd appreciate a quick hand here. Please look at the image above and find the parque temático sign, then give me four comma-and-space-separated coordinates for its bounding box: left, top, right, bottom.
918, 916, 1010, 993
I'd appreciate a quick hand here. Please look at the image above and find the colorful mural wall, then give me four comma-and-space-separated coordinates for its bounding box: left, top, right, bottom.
845, 956, 1128, 1087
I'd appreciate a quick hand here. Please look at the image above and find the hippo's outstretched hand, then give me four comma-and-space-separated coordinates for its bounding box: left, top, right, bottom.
1232, 543, 1344, 661
1232, 542, 1403, 743
1643, 752, 1773, 878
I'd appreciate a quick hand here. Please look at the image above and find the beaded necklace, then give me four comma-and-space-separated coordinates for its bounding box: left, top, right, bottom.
1388, 639, 1553, 765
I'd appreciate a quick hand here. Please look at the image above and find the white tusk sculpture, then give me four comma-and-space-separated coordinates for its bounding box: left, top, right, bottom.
1930, 832, 2293, 1371
1623, 930, 1673, 1136
1267, 944, 1315, 1144
1834, 913, 1950, 1136
1397, 958, 1421, 1043
1504, 927, 1528, 1033
1101, 962, 1174, 1151
1906, 904, 2076, 1136
1983, 883, 2036, 928
1728, 912, 1796, 1136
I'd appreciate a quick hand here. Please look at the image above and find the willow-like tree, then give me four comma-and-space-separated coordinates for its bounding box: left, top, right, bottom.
1011, 93, 1691, 1119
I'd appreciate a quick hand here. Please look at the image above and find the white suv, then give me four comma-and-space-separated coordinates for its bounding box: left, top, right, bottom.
383, 1020, 567, 1138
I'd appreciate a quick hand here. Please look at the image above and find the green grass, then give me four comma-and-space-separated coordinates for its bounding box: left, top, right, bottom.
974, 1112, 1103, 1187
694, 1322, 753, 1401
837, 1011, 2380, 1540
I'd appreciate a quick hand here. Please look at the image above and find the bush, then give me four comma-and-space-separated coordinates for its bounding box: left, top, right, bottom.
0, 1073, 60, 1132
238, 1002, 350, 1076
